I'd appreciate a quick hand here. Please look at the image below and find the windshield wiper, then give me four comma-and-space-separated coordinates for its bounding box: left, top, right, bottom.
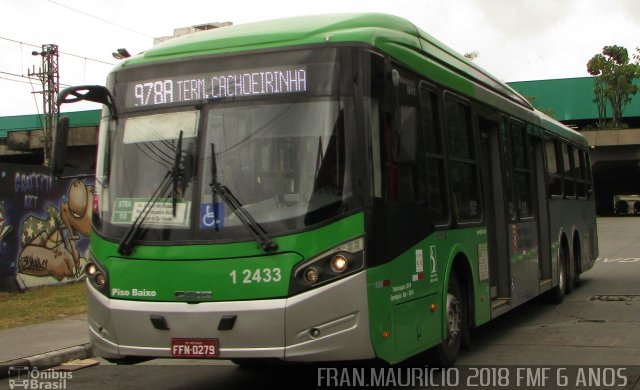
209, 143, 278, 252
172, 130, 184, 217
117, 133, 184, 256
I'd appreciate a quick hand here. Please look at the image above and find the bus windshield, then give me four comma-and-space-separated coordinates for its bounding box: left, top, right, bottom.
94, 45, 361, 243
202, 99, 346, 229
110, 110, 199, 229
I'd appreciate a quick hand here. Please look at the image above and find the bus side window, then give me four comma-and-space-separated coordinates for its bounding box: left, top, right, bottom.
582, 149, 593, 198
574, 147, 586, 198
562, 143, 575, 198
444, 96, 480, 223
545, 138, 562, 197
381, 112, 399, 201
395, 104, 418, 202
386, 65, 420, 203
500, 117, 515, 220
419, 82, 448, 223
511, 122, 533, 219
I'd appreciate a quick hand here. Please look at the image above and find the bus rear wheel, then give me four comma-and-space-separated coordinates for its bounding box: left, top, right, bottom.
430, 273, 463, 367
547, 246, 567, 304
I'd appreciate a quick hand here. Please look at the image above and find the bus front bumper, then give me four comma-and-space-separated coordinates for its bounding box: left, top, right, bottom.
87, 271, 375, 362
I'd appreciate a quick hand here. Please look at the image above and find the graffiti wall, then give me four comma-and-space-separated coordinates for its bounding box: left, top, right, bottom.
0, 163, 93, 291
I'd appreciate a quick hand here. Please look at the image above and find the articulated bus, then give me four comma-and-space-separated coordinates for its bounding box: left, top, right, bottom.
53, 13, 598, 366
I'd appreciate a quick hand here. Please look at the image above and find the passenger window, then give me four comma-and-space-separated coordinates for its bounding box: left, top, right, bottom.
384, 65, 420, 203
445, 96, 480, 222
500, 118, 515, 219
562, 143, 575, 198
419, 82, 448, 223
581, 150, 593, 198
545, 138, 562, 197
574, 147, 586, 198
511, 122, 533, 218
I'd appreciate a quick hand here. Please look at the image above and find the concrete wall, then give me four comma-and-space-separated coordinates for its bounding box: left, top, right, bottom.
0, 163, 93, 291
0, 144, 27, 156
6, 126, 97, 151
582, 128, 640, 147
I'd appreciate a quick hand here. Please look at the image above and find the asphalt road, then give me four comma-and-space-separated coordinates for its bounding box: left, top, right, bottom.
2, 217, 639, 389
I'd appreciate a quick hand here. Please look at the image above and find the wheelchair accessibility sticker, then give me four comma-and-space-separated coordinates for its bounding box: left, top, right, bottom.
200, 203, 224, 229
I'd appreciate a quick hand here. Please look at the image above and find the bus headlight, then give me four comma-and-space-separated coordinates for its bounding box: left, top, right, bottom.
331, 255, 348, 273
304, 267, 320, 284
85, 254, 110, 297
94, 273, 107, 287
289, 237, 365, 295
86, 263, 98, 277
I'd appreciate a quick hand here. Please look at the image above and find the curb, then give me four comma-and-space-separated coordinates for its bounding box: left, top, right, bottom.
0, 344, 92, 379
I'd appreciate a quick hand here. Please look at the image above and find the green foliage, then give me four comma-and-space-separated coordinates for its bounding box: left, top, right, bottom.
587, 45, 640, 129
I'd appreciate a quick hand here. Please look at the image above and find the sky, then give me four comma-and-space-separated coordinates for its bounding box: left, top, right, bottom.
1, 0, 639, 116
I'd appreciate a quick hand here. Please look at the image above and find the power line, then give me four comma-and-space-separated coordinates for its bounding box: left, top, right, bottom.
0, 70, 71, 87
48, 0, 155, 39
0, 36, 115, 66
0, 70, 30, 79
0, 36, 38, 47
0, 75, 33, 85
58, 47, 115, 66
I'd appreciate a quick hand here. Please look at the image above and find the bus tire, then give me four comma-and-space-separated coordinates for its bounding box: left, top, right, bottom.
104, 356, 152, 365
431, 273, 464, 367
231, 358, 283, 368
565, 261, 575, 294
573, 266, 581, 289
547, 246, 567, 304
571, 239, 582, 290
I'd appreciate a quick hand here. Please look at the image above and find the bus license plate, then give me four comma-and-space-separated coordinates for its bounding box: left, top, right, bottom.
171, 338, 218, 358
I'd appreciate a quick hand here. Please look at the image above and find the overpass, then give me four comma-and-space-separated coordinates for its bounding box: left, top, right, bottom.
0, 110, 98, 167
509, 77, 640, 215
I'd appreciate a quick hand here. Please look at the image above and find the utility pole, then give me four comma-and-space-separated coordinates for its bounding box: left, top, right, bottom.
28, 44, 59, 165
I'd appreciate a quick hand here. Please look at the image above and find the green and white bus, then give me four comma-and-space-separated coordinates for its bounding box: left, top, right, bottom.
53, 13, 598, 366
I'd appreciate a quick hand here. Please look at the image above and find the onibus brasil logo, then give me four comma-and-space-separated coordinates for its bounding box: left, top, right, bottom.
8, 366, 72, 389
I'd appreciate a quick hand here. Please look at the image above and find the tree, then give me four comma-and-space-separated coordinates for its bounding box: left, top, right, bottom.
587, 45, 640, 129
592, 73, 608, 129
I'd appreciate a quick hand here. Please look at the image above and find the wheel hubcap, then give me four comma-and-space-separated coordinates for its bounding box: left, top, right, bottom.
445, 292, 461, 346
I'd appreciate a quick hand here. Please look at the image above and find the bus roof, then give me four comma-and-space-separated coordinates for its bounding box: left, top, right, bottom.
140, 13, 418, 60
124, 14, 526, 104
119, 13, 586, 146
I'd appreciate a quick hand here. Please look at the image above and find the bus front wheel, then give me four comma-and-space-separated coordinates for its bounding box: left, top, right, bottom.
430, 273, 464, 367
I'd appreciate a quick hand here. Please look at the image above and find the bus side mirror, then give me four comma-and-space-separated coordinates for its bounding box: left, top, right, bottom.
51, 116, 69, 176
57, 85, 116, 117
52, 85, 116, 178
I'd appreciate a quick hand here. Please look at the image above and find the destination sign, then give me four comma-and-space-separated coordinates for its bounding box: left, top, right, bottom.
126, 66, 308, 108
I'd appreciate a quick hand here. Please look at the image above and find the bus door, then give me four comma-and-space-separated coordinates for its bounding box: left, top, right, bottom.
478, 116, 511, 311
501, 119, 540, 308
534, 134, 552, 289
480, 116, 541, 315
